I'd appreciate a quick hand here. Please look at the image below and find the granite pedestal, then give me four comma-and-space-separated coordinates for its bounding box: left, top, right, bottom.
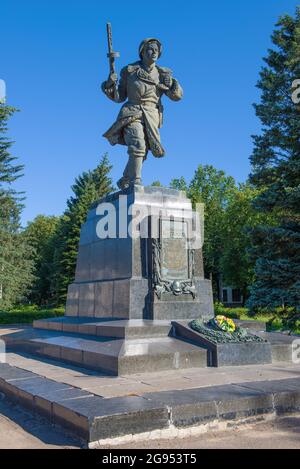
66, 185, 214, 321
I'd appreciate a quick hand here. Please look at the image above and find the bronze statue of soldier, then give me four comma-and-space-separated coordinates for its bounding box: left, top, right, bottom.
102, 30, 183, 190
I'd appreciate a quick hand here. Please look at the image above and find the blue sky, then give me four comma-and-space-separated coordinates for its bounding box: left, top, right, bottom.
1, 0, 298, 226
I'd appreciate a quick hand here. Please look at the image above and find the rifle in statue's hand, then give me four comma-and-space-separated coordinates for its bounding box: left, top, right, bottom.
105, 22, 120, 88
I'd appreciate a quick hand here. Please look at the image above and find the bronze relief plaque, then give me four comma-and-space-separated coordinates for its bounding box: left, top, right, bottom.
160, 219, 189, 281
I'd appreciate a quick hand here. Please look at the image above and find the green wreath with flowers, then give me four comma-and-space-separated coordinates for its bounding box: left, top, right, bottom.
189, 315, 266, 344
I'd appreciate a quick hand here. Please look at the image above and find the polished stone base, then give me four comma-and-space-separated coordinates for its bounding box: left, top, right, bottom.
66, 185, 214, 321
66, 278, 214, 321
172, 321, 273, 367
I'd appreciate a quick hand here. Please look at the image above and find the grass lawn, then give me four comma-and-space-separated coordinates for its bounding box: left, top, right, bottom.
216, 305, 300, 335
0, 305, 64, 325
0, 304, 299, 335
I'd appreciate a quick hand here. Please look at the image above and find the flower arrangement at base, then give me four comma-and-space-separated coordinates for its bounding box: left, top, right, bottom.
189, 316, 266, 344
214, 315, 236, 333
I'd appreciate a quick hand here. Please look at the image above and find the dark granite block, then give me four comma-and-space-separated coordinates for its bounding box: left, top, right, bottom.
62, 321, 79, 334
53, 394, 169, 442
78, 323, 98, 335
37, 386, 98, 427
0, 380, 21, 401
33, 319, 50, 330
274, 390, 300, 414
65, 284, 79, 317
53, 396, 95, 439
271, 344, 293, 362
236, 378, 300, 415
79, 283, 95, 317
82, 351, 118, 374
216, 386, 273, 420
34, 385, 75, 417
143, 389, 218, 427
145, 383, 274, 426
216, 342, 272, 367
41, 319, 63, 331
118, 353, 174, 375
129, 278, 150, 320
113, 280, 130, 318
0, 372, 74, 413
236, 378, 300, 394
61, 347, 84, 365
37, 343, 62, 361
75, 245, 91, 282
0, 364, 38, 382
94, 281, 114, 318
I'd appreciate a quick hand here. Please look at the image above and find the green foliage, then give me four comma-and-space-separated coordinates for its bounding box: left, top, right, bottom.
0, 105, 23, 190
24, 215, 60, 305
151, 181, 162, 187
213, 303, 298, 335
170, 176, 188, 192
0, 103, 34, 310
171, 169, 264, 301
175, 166, 236, 297
267, 308, 300, 334
248, 8, 300, 311
49, 154, 114, 305
213, 302, 248, 320
220, 184, 275, 302
0, 305, 64, 324
189, 166, 237, 293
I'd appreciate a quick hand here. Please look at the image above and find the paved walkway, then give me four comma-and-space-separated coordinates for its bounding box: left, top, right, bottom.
2, 350, 300, 398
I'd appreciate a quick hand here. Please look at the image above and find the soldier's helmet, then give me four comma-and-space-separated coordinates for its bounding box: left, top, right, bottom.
139, 38, 162, 59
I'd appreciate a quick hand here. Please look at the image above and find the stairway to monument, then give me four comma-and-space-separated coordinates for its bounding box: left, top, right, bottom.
1, 318, 208, 375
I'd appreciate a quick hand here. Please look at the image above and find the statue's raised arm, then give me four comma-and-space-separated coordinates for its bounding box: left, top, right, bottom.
101, 34, 183, 190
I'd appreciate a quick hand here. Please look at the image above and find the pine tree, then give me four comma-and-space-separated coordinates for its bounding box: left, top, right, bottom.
50, 154, 114, 305
248, 8, 300, 311
24, 215, 60, 305
0, 104, 34, 310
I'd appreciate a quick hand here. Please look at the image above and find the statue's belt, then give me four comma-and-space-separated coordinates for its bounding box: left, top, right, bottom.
126, 101, 160, 109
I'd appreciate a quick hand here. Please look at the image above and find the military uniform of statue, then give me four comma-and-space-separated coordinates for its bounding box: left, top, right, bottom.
102, 38, 183, 190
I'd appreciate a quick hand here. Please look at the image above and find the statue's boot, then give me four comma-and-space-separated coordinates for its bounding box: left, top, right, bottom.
129, 156, 143, 186
117, 177, 130, 190
118, 154, 143, 190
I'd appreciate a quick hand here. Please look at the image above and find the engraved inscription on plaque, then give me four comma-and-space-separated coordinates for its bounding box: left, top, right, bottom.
152, 217, 197, 299
161, 220, 189, 281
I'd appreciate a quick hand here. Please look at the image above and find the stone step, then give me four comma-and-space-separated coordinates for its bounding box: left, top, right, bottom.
256, 331, 296, 363
33, 317, 173, 339
1, 362, 300, 446
1, 326, 208, 375
0, 362, 168, 444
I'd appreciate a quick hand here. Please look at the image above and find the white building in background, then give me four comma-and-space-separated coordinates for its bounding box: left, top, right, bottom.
222, 286, 243, 307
